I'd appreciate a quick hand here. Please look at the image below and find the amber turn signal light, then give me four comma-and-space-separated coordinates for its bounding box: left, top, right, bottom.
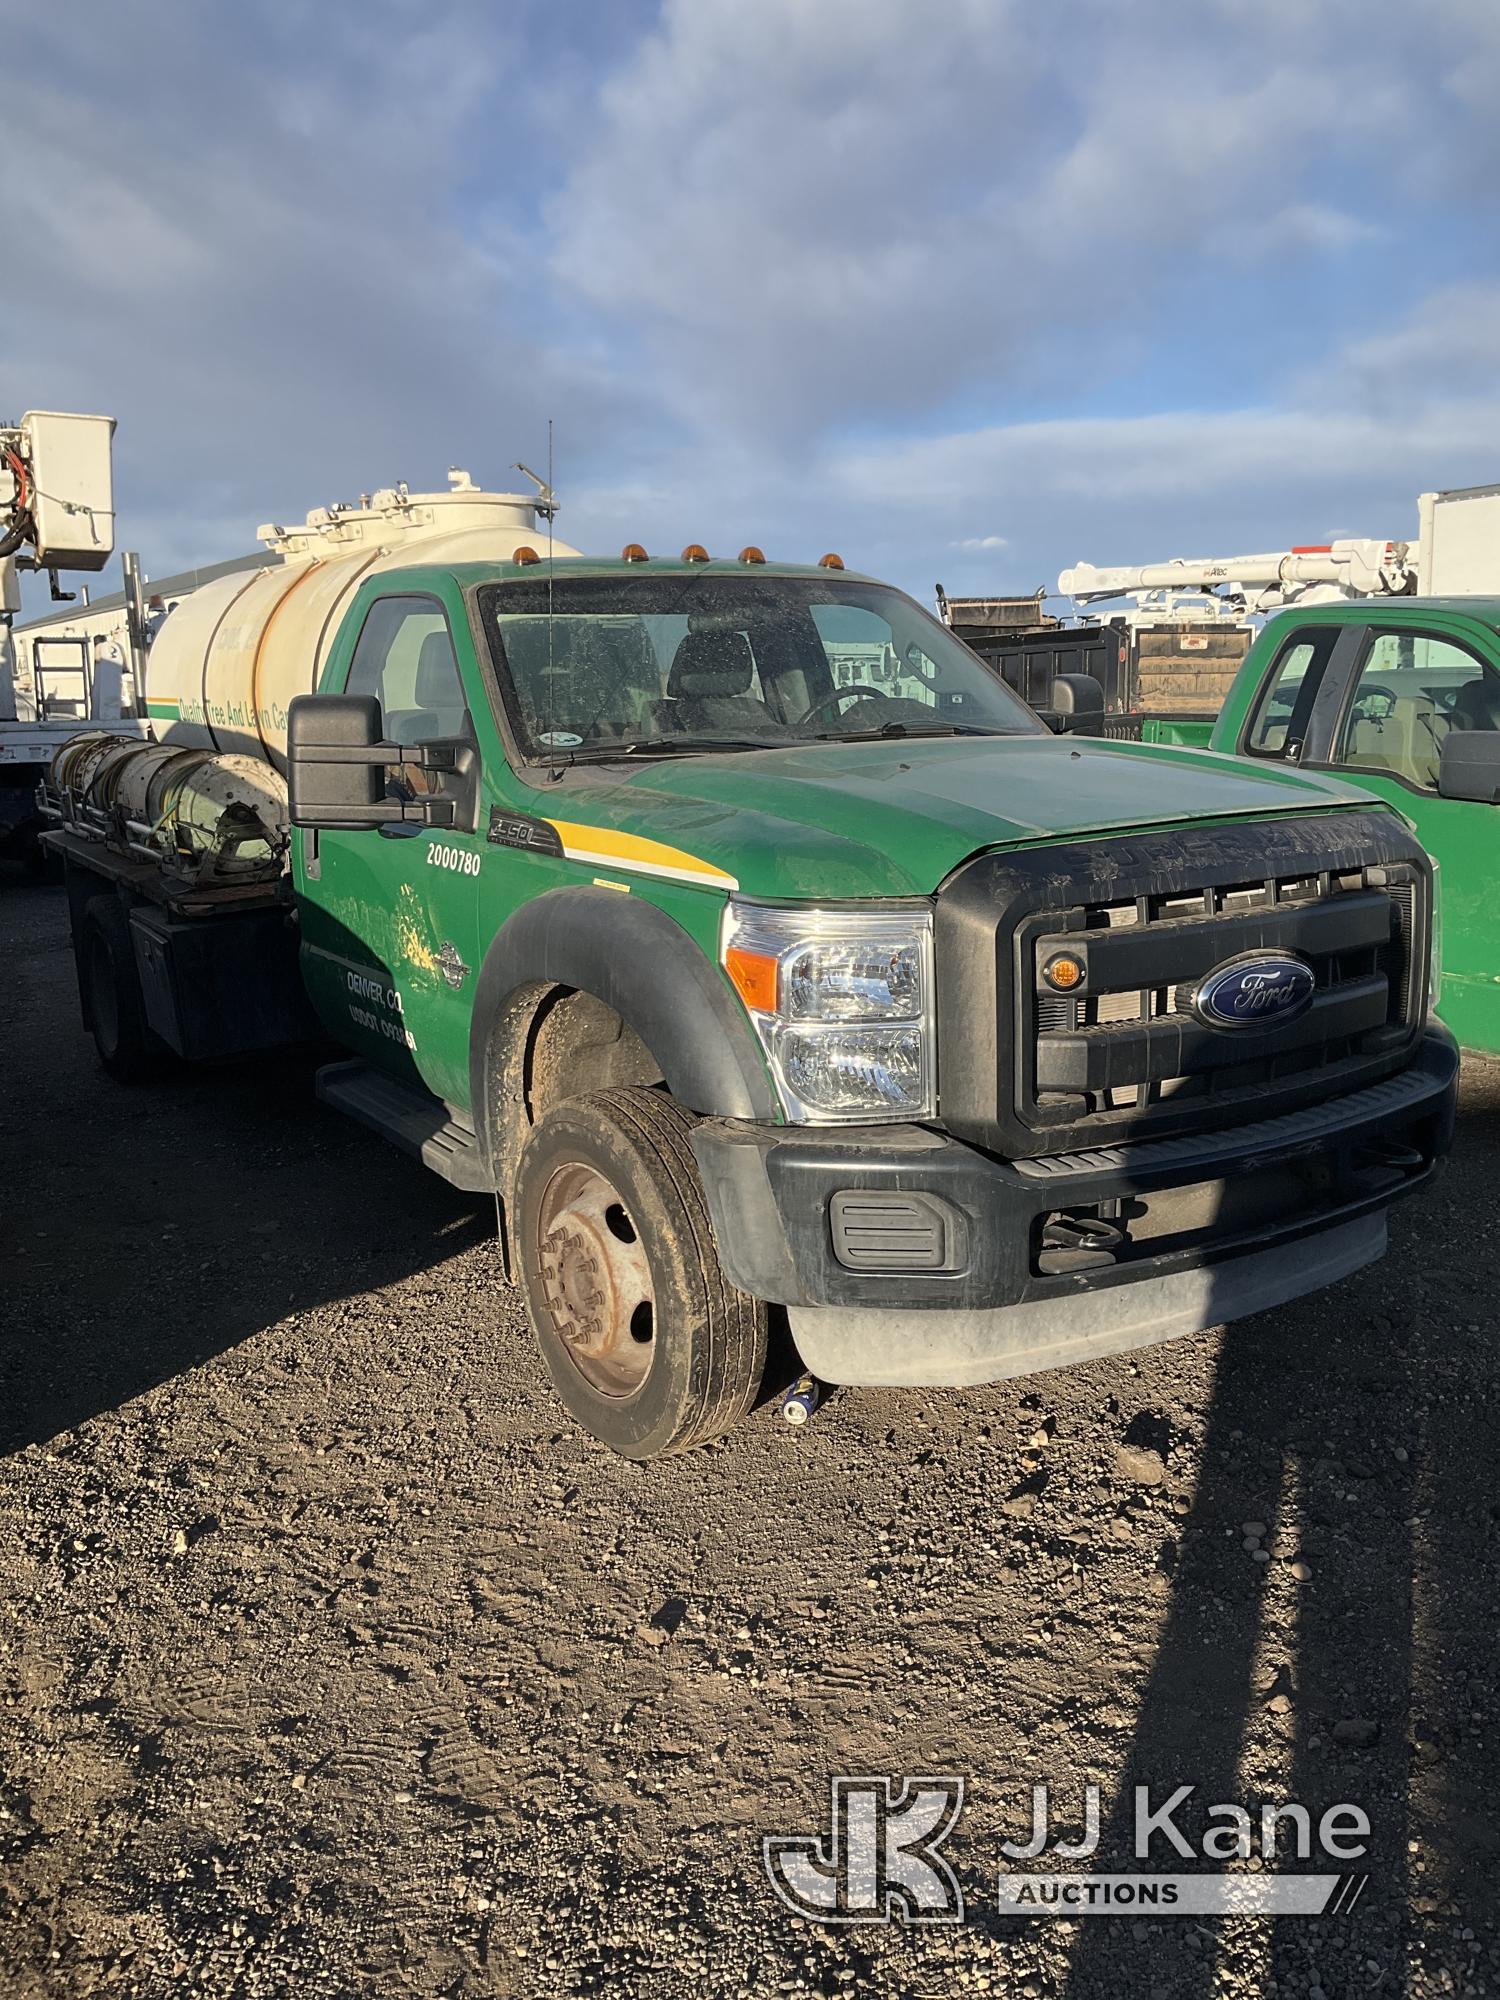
724, 945, 779, 1014
1043, 953, 1085, 992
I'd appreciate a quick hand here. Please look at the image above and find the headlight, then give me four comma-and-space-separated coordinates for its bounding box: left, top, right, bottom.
721, 902, 935, 1122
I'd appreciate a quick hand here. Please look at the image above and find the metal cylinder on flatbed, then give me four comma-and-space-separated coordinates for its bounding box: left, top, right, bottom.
144, 477, 578, 776
50, 730, 147, 805
49, 731, 291, 874
125, 750, 287, 859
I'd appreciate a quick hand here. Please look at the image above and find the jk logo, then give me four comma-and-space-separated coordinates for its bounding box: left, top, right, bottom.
763, 1775, 966, 1925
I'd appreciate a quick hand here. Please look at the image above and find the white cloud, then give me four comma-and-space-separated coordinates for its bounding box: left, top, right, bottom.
555, 283, 1500, 602
1238, 204, 1385, 257
1325, 283, 1500, 410
546, 0, 1488, 440
3, 3, 646, 598
549, 0, 1047, 434
4, 0, 1497, 619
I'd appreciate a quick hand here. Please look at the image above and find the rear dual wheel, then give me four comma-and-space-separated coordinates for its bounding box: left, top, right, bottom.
514, 1087, 768, 1459
78, 896, 168, 1083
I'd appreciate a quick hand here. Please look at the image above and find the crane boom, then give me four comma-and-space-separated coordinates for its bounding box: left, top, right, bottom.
1059, 539, 1415, 615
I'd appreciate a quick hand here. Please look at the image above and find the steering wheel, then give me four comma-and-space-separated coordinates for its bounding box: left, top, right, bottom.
797, 686, 904, 732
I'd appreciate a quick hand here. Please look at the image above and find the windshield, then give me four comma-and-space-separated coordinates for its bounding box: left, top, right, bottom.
475, 572, 1044, 759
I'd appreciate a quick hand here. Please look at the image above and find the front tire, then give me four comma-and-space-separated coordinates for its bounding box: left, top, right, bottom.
514, 1087, 768, 1458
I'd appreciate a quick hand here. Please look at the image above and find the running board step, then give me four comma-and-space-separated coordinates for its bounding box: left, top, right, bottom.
316, 1059, 491, 1192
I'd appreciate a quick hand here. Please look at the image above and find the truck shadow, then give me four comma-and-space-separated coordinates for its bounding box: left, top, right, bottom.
0, 894, 497, 1458
1059, 1062, 1500, 1996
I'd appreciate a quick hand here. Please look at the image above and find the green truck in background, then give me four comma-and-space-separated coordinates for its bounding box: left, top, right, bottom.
1153, 602, 1500, 1056
43, 498, 1460, 1458
1010, 494, 1500, 1055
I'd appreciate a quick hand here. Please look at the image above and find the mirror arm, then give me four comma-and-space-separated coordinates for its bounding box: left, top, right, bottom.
292, 740, 458, 771
288, 796, 457, 829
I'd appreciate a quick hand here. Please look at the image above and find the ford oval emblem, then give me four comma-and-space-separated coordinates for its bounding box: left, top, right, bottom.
1194, 952, 1316, 1030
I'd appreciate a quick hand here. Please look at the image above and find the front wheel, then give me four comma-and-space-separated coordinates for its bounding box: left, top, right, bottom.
513, 1087, 768, 1458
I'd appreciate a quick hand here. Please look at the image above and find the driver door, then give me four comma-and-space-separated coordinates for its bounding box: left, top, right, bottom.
296, 589, 485, 1109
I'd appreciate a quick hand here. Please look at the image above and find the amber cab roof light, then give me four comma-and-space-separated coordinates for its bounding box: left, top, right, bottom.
818, 551, 845, 570
682, 543, 710, 563
512, 545, 541, 566
621, 542, 649, 562
738, 545, 766, 564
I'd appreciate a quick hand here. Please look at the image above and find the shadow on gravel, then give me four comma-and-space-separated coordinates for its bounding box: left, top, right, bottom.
1062, 1074, 1500, 1998
0, 1042, 495, 1459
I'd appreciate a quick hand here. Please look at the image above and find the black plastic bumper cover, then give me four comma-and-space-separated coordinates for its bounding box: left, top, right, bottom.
689, 1026, 1458, 1317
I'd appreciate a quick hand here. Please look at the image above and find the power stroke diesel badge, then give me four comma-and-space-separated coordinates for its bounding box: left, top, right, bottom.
1193, 952, 1316, 1030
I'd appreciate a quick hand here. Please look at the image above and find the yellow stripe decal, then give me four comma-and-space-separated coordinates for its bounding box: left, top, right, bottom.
544, 819, 738, 892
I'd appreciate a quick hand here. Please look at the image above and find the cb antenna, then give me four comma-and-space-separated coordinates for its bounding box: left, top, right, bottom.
539, 423, 562, 777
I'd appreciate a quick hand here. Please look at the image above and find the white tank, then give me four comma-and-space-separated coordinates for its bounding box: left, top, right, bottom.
145, 471, 580, 775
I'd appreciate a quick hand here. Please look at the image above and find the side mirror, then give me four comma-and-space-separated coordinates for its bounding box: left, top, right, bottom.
1438, 728, 1500, 804
1044, 672, 1106, 733
287, 693, 458, 830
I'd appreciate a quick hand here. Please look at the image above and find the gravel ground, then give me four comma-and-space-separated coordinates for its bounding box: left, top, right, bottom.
2, 877, 1498, 1999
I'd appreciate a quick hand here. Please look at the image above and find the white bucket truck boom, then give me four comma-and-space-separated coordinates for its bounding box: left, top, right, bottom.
0, 410, 144, 870
1059, 539, 1414, 619
1058, 483, 1500, 620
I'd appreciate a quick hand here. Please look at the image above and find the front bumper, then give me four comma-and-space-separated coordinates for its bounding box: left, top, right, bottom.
690, 1026, 1459, 1386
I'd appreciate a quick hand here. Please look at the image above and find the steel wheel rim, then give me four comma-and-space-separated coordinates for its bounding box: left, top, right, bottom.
536, 1161, 655, 1398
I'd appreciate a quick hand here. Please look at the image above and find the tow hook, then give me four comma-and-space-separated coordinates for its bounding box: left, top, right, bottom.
1038, 1212, 1126, 1275
1350, 1136, 1426, 1187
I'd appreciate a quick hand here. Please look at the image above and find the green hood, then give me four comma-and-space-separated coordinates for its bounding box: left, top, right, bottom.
558, 733, 1390, 900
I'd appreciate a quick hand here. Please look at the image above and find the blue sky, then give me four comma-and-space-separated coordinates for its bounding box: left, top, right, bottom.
6, 0, 1498, 613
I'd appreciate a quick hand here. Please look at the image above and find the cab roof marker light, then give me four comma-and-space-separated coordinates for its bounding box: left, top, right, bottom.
513, 545, 541, 566
682, 543, 710, 563
818, 552, 845, 570
738, 545, 766, 565
621, 542, 649, 562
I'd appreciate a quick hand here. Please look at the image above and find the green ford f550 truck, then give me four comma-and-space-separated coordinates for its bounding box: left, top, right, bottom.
42, 480, 1459, 1458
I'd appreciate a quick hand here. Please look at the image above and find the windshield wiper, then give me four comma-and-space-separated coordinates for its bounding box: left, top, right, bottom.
561, 734, 789, 761
808, 721, 1013, 742
548, 721, 1017, 764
